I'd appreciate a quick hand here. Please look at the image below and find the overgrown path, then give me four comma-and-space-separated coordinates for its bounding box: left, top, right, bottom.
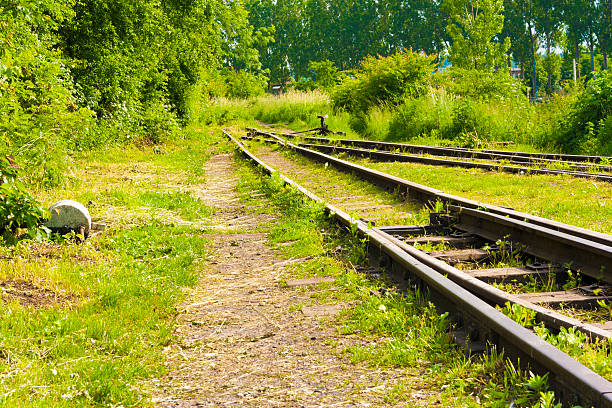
151, 154, 429, 407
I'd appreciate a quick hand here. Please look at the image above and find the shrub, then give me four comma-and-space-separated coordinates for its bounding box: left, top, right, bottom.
308, 59, 339, 89
388, 89, 538, 147
435, 68, 528, 102
555, 71, 612, 154
331, 50, 436, 113
0, 157, 48, 244
138, 102, 181, 145
226, 70, 267, 99
292, 78, 317, 92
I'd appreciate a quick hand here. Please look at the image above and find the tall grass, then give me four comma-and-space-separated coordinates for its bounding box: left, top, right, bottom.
388, 89, 549, 149
250, 90, 331, 126
204, 88, 581, 154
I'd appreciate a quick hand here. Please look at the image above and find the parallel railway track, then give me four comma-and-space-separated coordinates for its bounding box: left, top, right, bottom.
256, 128, 612, 182
225, 126, 612, 406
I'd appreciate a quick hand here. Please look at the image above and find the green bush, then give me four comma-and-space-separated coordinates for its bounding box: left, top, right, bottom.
226, 70, 267, 99
388, 89, 539, 147
308, 59, 339, 89
292, 78, 317, 92
331, 50, 436, 113
138, 102, 181, 145
0, 157, 48, 244
555, 71, 612, 154
434, 68, 528, 102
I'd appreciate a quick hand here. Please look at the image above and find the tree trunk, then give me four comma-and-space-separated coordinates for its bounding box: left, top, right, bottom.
546, 34, 552, 93
589, 32, 596, 78
575, 39, 581, 79
529, 25, 537, 98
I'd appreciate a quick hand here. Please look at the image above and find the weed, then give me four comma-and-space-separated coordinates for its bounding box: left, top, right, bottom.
563, 269, 582, 290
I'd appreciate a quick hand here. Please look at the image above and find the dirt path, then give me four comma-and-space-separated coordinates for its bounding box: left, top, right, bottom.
151, 154, 426, 407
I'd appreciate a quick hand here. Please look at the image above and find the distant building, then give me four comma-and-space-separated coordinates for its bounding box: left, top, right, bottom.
267, 81, 292, 95
509, 60, 522, 79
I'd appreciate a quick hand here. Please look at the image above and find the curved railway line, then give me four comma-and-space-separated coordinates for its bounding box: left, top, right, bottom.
257, 128, 612, 182
224, 126, 612, 406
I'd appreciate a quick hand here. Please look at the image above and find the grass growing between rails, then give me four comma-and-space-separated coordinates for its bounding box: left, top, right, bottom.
242, 140, 427, 227
0, 127, 224, 405
232, 152, 574, 407
501, 303, 612, 383
358, 159, 612, 234
243, 138, 611, 233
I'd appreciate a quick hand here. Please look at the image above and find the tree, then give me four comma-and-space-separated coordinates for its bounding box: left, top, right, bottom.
595, 0, 612, 70
534, 0, 563, 92
443, 0, 511, 71
308, 60, 339, 88
504, 0, 539, 96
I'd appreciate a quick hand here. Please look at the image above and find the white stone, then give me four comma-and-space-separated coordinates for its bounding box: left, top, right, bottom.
47, 200, 91, 234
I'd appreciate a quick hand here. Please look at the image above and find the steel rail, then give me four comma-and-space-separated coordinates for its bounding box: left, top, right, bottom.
225, 128, 612, 407
246, 128, 612, 251
259, 127, 612, 167
297, 142, 612, 183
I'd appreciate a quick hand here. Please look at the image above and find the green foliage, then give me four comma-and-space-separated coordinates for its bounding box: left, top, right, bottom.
388, 89, 534, 145
308, 59, 339, 89
246, 0, 448, 82
555, 70, 612, 154
0, 157, 48, 244
436, 68, 528, 101
0, 0, 97, 187
291, 60, 340, 92
248, 90, 331, 125
225, 70, 267, 99
0, 183, 48, 244
331, 50, 436, 113
138, 102, 181, 145
443, 0, 511, 71
292, 77, 317, 92
0, 0, 268, 188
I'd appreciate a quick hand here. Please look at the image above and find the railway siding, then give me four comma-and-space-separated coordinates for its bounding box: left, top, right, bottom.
228, 128, 612, 406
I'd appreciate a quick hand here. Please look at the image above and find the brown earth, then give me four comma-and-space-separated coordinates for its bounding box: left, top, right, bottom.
0, 279, 76, 308
150, 153, 436, 407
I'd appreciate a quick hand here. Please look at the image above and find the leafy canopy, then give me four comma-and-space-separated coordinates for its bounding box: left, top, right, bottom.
443, 0, 511, 71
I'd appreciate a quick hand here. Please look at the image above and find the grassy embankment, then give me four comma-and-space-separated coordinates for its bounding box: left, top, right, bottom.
206, 88, 593, 155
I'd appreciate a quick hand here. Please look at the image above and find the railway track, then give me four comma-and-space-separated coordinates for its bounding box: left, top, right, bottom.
225, 127, 612, 406
256, 127, 612, 182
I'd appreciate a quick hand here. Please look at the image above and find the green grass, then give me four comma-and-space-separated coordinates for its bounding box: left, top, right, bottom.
243, 141, 426, 227
500, 302, 612, 382
245, 138, 612, 235
0, 226, 209, 406
351, 159, 612, 234
209, 91, 577, 154
0, 127, 222, 406
137, 191, 212, 221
